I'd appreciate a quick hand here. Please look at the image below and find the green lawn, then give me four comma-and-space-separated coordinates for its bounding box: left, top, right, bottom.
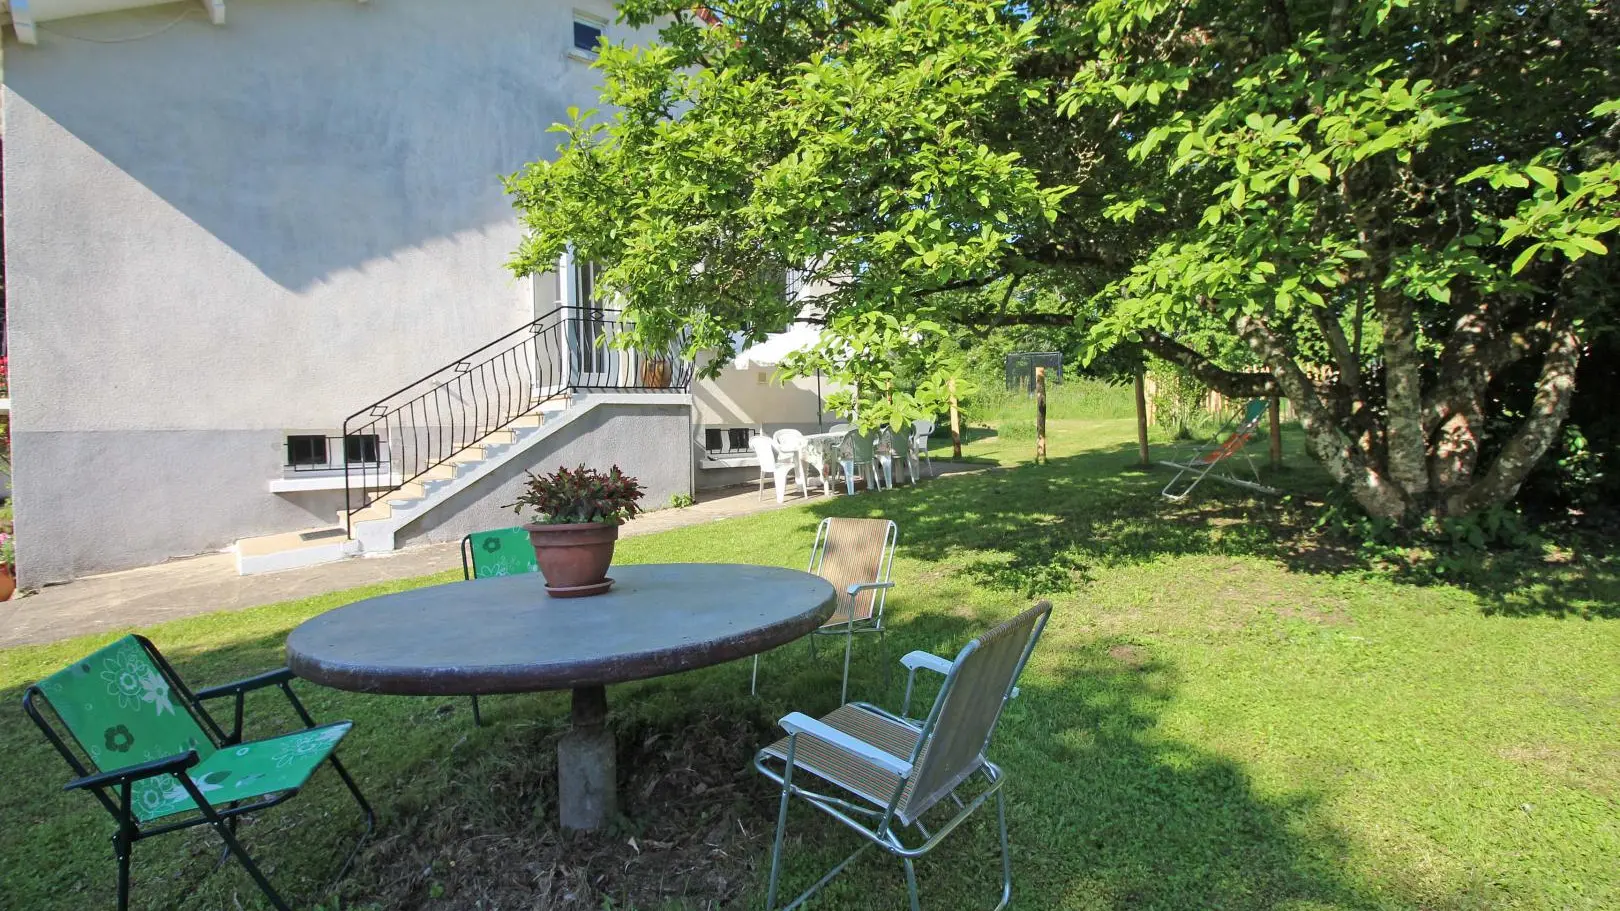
3, 419, 1618, 910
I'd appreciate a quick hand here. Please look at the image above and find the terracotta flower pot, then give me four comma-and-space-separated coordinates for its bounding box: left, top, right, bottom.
525, 521, 620, 597
640, 358, 673, 389
0, 565, 13, 602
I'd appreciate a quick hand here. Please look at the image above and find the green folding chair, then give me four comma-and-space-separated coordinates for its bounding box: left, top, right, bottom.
460, 526, 540, 725
23, 634, 373, 911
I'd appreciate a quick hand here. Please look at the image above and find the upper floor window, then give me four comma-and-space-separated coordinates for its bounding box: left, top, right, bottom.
572, 14, 604, 56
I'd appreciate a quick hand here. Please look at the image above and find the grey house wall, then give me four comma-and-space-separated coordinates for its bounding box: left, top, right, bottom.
2, 0, 646, 586
398, 403, 692, 547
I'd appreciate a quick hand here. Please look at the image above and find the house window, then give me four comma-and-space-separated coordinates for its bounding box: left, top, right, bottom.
344, 434, 381, 465
704, 427, 758, 456
286, 435, 328, 468
572, 15, 604, 55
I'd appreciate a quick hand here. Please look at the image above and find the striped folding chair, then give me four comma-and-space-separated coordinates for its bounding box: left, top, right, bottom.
754, 600, 1052, 911
752, 517, 898, 704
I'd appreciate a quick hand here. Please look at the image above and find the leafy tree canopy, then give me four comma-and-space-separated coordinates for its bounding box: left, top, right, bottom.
507, 0, 1620, 521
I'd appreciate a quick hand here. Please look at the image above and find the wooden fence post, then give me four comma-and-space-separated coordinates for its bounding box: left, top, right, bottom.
1268, 395, 1283, 469
1035, 366, 1048, 465
1134, 372, 1151, 466
948, 377, 963, 460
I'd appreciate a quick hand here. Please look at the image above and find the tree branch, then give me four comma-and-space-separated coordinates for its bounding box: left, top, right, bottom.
1138, 330, 1275, 397
1446, 313, 1582, 515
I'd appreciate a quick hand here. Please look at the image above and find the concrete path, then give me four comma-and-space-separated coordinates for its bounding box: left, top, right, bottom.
0, 466, 982, 648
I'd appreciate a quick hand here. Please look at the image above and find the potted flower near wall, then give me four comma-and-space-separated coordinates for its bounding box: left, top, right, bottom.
509, 464, 644, 598
0, 530, 15, 602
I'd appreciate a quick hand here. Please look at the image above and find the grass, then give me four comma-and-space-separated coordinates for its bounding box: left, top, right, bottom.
4, 419, 1620, 909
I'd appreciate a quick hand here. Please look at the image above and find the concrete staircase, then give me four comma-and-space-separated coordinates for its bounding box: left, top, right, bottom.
234, 396, 571, 575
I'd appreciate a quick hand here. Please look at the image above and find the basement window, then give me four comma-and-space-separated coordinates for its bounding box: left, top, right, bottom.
705, 427, 757, 456
344, 434, 382, 466
286, 435, 329, 468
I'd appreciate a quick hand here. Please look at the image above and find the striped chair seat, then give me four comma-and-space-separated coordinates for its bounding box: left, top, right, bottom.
759, 704, 921, 807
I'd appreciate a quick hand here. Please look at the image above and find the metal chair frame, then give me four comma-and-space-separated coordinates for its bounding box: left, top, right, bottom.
754, 602, 1051, 911
23, 635, 374, 911
1158, 400, 1280, 501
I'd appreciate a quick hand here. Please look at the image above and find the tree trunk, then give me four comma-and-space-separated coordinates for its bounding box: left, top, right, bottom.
1446, 319, 1583, 515
948, 378, 962, 460
1236, 313, 1411, 519
1379, 296, 1429, 500
1034, 366, 1047, 465
1268, 396, 1282, 468
1134, 372, 1151, 466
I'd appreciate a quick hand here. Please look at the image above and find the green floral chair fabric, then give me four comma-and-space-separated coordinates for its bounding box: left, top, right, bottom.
460, 526, 541, 726
25, 634, 373, 911
460, 526, 538, 579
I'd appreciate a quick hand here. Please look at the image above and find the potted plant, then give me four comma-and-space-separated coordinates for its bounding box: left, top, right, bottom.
0, 530, 15, 602
639, 354, 674, 389
509, 464, 644, 597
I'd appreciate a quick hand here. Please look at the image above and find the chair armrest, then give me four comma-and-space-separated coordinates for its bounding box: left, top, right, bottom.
65, 750, 199, 793
900, 650, 953, 676
845, 581, 895, 597
780, 712, 913, 777
194, 666, 295, 701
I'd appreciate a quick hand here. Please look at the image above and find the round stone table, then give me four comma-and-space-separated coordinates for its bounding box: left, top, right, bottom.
286, 562, 835, 831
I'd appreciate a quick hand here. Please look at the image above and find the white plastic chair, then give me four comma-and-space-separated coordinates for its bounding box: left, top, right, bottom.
838, 430, 882, 495
752, 436, 802, 503
777, 428, 834, 496
912, 419, 936, 477
878, 426, 922, 487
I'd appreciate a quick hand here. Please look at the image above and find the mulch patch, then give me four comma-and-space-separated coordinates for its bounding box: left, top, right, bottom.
347, 711, 778, 910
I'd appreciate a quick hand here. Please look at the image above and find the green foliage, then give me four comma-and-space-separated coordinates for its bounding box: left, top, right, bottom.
6, 419, 1620, 909
667, 492, 696, 509
1146, 361, 1217, 441
506, 0, 1620, 522
507, 464, 645, 525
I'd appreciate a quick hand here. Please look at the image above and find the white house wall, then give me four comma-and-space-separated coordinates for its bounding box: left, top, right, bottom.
2, 0, 642, 585
695, 364, 828, 429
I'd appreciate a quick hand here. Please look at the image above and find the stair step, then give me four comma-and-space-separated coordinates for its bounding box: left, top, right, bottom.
448, 447, 489, 464
236, 526, 356, 575
350, 502, 392, 524
421, 464, 459, 481
510, 414, 545, 428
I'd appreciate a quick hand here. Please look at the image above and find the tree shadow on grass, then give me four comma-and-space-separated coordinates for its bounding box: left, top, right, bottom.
807, 440, 1620, 618
753, 607, 1397, 911
2, 610, 1414, 911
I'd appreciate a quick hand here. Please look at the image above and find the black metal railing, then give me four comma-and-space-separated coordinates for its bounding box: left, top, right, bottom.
342, 305, 692, 532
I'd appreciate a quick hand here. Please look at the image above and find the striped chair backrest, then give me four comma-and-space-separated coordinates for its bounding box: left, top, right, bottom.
810, 517, 896, 627
896, 601, 1051, 823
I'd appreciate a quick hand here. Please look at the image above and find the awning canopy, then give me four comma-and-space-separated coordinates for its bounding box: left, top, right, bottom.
731, 324, 822, 369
